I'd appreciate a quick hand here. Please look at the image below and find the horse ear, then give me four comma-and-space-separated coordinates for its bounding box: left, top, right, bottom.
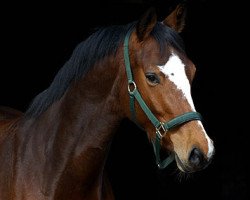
162, 3, 187, 33
136, 7, 157, 42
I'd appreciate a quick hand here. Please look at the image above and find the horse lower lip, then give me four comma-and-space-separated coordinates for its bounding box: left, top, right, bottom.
175, 154, 193, 173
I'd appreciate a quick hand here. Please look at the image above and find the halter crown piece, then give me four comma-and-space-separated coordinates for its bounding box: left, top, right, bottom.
123, 28, 202, 169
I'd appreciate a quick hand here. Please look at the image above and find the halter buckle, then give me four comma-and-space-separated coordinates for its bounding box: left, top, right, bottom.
156, 122, 167, 139
128, 80, 137, 95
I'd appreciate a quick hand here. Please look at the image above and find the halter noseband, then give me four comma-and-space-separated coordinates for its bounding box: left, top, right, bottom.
123, 28, 202, 169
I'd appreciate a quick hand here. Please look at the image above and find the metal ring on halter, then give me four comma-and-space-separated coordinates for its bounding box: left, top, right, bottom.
128, 80, 137, 95
156, 122, 167, 139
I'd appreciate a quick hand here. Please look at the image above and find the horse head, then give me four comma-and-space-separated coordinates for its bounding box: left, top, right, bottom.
121, 5, 214, 173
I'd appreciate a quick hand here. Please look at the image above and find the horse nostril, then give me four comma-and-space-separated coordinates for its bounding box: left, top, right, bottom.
188, 147, 204, 168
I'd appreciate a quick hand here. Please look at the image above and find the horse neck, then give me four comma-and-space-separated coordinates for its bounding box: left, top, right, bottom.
20, 54, 126, 197
59, 63, 123, 166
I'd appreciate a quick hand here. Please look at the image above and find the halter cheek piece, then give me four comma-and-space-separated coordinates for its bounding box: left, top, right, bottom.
124, 28, 202, 169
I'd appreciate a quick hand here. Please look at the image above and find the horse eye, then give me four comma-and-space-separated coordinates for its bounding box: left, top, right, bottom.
145, 73, 160, 84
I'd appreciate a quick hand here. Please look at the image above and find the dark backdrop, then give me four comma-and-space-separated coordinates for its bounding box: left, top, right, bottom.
0, 0, 248, 199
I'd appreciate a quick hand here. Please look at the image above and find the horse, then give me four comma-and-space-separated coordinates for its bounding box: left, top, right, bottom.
0, 5, 215, 200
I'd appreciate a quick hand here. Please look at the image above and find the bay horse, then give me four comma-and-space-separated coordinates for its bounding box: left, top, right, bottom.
0, 5, 214, 200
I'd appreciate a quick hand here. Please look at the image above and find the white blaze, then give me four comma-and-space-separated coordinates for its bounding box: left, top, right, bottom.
158, 54, 195, 110
198, 121, 214, 158
158, 53, 214, 158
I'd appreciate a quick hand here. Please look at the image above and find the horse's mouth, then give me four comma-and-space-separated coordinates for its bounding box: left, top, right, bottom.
175, 154, 193, 173
175, 153, 212, 173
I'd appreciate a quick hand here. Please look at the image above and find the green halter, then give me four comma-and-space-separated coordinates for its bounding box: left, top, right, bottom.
123, 28, 202, 169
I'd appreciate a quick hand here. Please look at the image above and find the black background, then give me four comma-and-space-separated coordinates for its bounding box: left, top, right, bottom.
0, 0, 248, 199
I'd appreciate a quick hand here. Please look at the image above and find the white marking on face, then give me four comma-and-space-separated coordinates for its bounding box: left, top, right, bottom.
158, 53, 195, 110
158, 53, 214, 158
198, 121, 214, 159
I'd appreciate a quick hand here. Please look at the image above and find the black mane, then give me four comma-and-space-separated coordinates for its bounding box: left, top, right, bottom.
25, 22, 184, 118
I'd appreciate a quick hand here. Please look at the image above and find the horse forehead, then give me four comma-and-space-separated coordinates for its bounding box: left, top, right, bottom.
139, 42, 171, 63
141, 42, 186, 65
158, 51, 192, 72
158, 53, 196, 110
164, 53, 185, 69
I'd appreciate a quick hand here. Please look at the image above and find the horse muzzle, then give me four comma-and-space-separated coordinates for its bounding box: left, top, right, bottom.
175, 147, 213, 173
